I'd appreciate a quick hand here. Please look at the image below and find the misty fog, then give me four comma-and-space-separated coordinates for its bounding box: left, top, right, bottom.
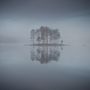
0, 0, 90, 90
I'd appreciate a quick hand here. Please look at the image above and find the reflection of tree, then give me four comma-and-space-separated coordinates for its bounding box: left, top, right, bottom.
30, 46, 61, 64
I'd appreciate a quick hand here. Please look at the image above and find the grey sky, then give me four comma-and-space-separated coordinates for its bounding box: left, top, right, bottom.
0, 0, 90, 44
0, 0, 90, 19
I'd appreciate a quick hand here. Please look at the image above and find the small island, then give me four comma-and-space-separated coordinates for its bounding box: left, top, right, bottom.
30, 26, 63, 46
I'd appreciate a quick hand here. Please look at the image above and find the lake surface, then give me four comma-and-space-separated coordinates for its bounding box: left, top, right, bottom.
0, 44, 90, 90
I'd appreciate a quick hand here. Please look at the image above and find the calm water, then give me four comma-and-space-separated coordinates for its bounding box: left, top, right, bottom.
0, 44, 90, 90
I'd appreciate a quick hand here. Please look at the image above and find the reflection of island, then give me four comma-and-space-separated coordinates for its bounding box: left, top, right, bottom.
30, 26, 63, 64
30, 46, 61, 64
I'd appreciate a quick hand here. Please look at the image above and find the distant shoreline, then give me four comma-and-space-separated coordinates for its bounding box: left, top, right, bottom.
25, 44, 69, 46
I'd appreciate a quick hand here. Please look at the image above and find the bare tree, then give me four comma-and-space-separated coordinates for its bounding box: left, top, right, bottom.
30, 26, 61, 44
31, 29, 35, 44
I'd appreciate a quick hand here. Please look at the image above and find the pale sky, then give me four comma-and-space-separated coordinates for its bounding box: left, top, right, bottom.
0, 0, 90, 46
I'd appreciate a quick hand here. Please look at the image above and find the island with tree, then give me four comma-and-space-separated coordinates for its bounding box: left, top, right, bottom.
30, 26, 63, 46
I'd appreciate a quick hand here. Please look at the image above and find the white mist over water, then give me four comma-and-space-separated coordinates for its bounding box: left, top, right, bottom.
0, 15, 90, 90
0, 16, 90, 46
0, 0, 90, 89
